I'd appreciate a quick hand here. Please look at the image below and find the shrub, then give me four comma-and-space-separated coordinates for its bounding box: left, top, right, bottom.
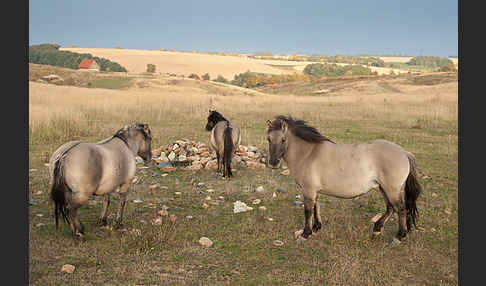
202, 73, 210, 80
303, 63, 375, 78
188, 73, 200, 80
407, 56, 454, 69
146, 64, 156, 73
213, 75, 229, 84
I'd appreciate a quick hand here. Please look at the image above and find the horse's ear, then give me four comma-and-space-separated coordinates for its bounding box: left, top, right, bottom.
123, 125, 130, 131
281, 121, 288, 133
143, 124, 150, 134
266, 120, 273, 128
209, 110, 212, 114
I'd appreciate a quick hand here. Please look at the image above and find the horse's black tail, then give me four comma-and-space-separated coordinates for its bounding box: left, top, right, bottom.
223, 121, 234, 178
50, 158, 70, 229
405, 153, 422, 231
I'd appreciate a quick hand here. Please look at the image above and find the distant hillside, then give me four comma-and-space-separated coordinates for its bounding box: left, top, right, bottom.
29, 44, 127, 72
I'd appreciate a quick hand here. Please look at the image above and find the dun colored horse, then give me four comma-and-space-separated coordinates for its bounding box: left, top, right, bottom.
205, 110, 241, 178
266, 115, 422, 244
49, 123, 152, 238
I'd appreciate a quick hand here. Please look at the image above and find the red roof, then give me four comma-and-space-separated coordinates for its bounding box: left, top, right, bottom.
78, 59, 95, 69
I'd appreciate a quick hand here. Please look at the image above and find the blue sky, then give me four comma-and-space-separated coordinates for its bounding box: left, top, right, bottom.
29, 0, 458, 57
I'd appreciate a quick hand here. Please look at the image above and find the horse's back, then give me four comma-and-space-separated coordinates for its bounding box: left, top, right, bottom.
210, 121, 240, 151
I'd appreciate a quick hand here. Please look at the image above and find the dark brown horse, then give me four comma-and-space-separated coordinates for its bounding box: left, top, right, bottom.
205, 110, 241, 178
266, 115, 422, 244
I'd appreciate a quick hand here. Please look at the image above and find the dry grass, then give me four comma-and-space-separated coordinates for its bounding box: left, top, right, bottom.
28, 72, 457, 285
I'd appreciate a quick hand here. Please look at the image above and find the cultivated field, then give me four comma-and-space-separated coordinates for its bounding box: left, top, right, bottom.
62, 47, 411, 77
29, 61, 458, 285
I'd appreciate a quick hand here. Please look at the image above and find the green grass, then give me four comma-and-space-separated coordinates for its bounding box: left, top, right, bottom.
87, 77, 133, 89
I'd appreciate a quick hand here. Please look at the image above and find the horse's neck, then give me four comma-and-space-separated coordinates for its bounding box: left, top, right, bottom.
102, 136, 137, 156
284, 133, 317, 172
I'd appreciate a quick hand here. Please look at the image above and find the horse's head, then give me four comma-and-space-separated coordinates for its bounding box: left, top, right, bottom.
121, 123, 152, 163
266, 117, 289, 169
205, 110, 225, 131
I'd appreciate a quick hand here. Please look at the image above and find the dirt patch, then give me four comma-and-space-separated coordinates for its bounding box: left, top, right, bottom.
403, 72, 458, 86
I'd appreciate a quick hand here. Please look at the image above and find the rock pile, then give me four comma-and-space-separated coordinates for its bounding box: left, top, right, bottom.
151, 139, 267, 171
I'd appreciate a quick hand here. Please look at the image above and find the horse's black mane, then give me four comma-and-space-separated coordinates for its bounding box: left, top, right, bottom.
268, 115, 335, 144
208, 110, 228, 124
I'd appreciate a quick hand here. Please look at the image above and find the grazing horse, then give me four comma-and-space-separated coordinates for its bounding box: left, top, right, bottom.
49, 123, 152, 238
205, 110, 241, 178
266, 116, 422, 244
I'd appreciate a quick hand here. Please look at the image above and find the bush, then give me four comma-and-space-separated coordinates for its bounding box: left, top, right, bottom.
213, 75, 229, 84
188, 73, 200, 80
202, 73, 210, 80
303, 63, 375, 78
407, 56, 454, 69
146, 64, 156, 73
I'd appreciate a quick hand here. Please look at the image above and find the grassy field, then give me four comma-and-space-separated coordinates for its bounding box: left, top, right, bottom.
29, 71, 457, 285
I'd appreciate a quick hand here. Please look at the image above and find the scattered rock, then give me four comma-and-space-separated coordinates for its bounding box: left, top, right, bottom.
252, 199, 261, 205
206, 189, 215, 193
152, 217, 163, 225
431, 192, 438, 197
444, 208, 452, 215
158, 210, 169, 216
267, 217, 274, 221
35, 191, 43, 195
272, 192, 277, 198
430, 228, 436, 232
272, 240, 284, 246
295, 201, 304, 205
175, 192, 182, 195
294, 229, 304, 239
205, 196, 212, 200
371, 213, 382, 223
36, 214, 44, 217
186, 215, 193, 219
169, 215, 177, 223
149, 184, 159, 190
199, 237, 213, 247
218, 196, 224, 200
256, 186, 264, 193
61, 264, 75, 274
281, 169, 290, 176
36, 223, 45, 227
202, 203, 209, 209
133, 199, 143, 203
233, 201, 253, 213
258, 206, 267, 211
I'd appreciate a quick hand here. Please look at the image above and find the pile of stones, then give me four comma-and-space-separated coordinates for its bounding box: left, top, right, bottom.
151, 139, 267, 171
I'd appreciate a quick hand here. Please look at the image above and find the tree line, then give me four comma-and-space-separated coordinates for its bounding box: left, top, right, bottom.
29, 43, 127, 72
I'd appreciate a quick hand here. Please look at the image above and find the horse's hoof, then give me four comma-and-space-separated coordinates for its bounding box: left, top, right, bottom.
312, 223, 322, 233
98, 219, 108, 227
389, 237, 401, 246
296, 236, 308, 244
114, 223, 124, 230
371, 231, 383, 240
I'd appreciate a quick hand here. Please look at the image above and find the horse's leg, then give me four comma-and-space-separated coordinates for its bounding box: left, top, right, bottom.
372, 188, 394, 239
114, 183, 129, 229
69, 192, 90, 238
312, 194, 322, 233
98, 193, 111, 227
216, 152, 221, 173
302, 195, 316, 238
385, 185, 408, 243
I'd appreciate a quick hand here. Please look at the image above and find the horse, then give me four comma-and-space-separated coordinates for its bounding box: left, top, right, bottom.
205, 110, 241, 178
49, 123, 152, 238
266, 115, 422, 244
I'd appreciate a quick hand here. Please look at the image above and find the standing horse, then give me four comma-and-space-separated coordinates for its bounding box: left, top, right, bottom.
266, 116, 422, 244
49, 123, 152, 238
205, 110, 241, 178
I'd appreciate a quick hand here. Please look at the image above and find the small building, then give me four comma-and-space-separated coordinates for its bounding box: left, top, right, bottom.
78, 59, 99, 72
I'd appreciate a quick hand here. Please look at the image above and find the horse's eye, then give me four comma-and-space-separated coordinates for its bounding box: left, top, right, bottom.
267, 137, 271, 142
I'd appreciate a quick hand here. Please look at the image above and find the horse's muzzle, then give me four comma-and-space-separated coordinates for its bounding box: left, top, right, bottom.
268, 159, 281, 169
